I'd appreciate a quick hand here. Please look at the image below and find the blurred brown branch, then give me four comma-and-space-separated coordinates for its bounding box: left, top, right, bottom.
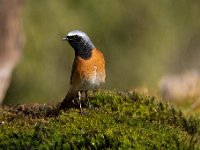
0, 0, 24, 104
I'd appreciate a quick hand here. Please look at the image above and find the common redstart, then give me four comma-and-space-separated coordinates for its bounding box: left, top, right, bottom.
59, 30, 106, 111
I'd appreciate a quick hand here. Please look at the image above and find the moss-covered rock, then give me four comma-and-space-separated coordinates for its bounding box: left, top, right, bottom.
0, 90, 200, 149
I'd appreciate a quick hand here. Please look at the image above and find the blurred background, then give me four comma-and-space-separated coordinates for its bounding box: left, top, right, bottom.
1, 0, 200, 113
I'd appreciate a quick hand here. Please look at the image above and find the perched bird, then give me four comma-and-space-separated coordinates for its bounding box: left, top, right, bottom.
59, 30, 106, 111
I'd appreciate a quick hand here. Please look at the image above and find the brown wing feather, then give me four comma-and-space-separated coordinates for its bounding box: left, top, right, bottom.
70, 59, 76, 84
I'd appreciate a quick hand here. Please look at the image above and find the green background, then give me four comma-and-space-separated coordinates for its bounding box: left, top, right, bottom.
5, 0, 200, 104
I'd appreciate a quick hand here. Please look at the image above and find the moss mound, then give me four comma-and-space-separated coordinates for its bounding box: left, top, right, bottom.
0, 90, 200, 149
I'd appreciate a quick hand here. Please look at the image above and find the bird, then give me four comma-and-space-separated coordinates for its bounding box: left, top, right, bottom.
59, 30, 106, 112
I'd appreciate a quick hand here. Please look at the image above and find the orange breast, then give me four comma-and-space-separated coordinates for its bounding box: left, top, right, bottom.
71, 48, 106, 90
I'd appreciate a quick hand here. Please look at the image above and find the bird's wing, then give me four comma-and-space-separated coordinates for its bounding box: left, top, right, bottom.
70, 58, 76, 84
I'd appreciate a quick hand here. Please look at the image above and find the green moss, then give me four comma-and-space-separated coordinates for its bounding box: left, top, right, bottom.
0, 90, 200, 149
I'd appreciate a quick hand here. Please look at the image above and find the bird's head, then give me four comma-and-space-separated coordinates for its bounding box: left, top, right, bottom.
62, 30, 95, 59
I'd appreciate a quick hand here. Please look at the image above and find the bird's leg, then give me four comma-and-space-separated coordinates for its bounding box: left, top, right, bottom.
78, 91, 83, 113
72, 94, 77, 106
85, 90, 92, 108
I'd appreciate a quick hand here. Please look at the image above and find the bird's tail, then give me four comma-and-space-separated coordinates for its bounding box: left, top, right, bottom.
59, 89, 76, 110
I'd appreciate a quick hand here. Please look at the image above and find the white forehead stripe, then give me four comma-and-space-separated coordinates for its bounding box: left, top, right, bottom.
66, 30, 96, 49
67, 30, 87, 37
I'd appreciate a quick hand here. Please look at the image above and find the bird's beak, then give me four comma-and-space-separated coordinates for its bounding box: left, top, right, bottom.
61, 37, 68, 41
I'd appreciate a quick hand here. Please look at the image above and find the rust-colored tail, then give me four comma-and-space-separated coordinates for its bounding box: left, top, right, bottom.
59, 89, 76, 110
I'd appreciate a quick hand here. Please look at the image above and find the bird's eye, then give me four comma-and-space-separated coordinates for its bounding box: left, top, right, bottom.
66, 35, 79, 40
